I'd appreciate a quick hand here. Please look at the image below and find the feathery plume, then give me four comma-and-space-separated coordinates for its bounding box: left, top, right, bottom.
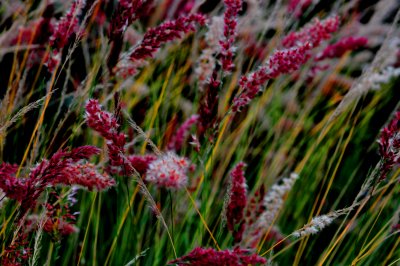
220, 0, 243, 73
242, 173, 299, 247
129, 14, 206, 61
145, 152, 190, 189
85, 99, 127, 173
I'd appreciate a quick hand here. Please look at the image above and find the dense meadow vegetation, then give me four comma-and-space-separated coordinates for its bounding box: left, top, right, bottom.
0, 0, 399, 265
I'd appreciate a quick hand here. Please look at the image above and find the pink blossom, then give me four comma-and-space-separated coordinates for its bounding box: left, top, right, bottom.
226, 162, 247, 242
127, 154, 157, 175
50, 0, 85, 51
129, 14, 206, 61
145, 152, 190, 189
232, 15, 340, 112
53, 163, 115, 191
220, 0, 243, 73
232, 43, 312, 112
168, 114, 199, 151
1, 230, 31, 266
168, 247, 267, 265
85, 99, 127, 172
0, 146, 101, 217
378, 111, 400, 181
282, 15, 340, 48
316, 36, 368, 60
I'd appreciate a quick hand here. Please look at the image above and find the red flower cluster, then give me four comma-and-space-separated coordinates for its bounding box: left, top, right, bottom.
129, 14, 206, 61
220, 0, 243, 73
0, 146, 102, 217
168, 114, 199, 151
316, 36, 368, 60
1, 230, 31, 266
86, 99, 127, 173
232, 15, 340, 112
127, 154, 157, 175
53, 162, 115, 191
50, 0, 84, 51
169, 247, 266, 265
232, 44, 312, 112
282, 15, 340, 48
226, 162, 247, 242
378, 111, 400, 181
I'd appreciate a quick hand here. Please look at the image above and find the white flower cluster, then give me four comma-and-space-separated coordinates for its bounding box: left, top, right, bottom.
145, 152, 190, 189
195, 16, 224, 86
292, 212, 339, 238
259, 173, 299, 226
368, 66, 400, 90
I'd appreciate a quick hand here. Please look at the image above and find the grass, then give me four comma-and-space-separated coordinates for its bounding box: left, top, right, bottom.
0, 0, 399, 265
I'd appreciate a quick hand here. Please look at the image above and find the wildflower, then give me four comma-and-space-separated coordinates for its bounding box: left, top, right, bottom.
168, 114, 199, 151
129, 14, 206, 61
226, 162, 247, 242
1, 230, 31, 266
232, 44, 312, 112
168, 247, 266, 265
85, 99, 127, 172
232, 15, 340, 112
127, 154, 157, 175
282, 15, 340, 48
220, 0, 243, 73
0, 146, 101, 218
50, 0, 85, 51
0, 163, 27, 202
145, 152, 190, 189
378, 110, 400, 181
53, 162, 115, 191
316, 36, 368, 60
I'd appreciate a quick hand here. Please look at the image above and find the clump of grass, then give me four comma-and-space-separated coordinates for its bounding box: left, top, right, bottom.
0, 0, 399, 265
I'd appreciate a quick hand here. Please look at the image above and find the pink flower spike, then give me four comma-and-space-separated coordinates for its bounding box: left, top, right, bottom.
50, 0, 85, 51
53, 163, 115, 191
129, 14, 206, 61
168, 114, 199, 151
220, 0, 243, 73
85, 99, 127, 171
127, 154, 157, 175
226, 162, 247, 242
282, 15, 340, 48
145, 152, 190, 189
316, 36, 368, 61
232, 43, 312, 112
378, 111, 400, 181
